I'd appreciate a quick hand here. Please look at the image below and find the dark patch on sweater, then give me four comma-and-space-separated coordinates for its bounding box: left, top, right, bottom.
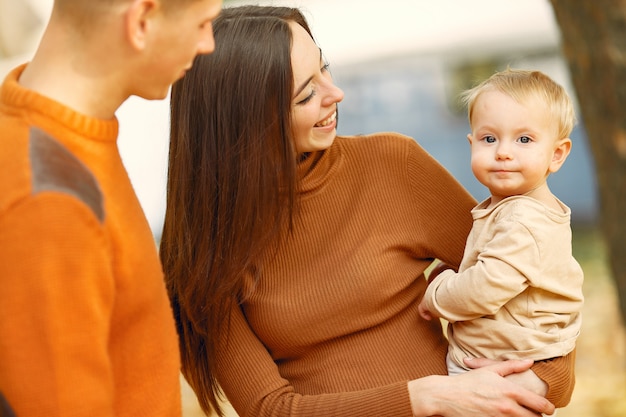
0, 390, 16, 417
29, 127, 104, 222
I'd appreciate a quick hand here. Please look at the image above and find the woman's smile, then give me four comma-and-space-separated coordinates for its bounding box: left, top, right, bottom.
315, 110, 337, 128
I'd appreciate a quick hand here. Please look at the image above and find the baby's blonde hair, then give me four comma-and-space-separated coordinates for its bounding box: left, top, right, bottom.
461, 68, 576, 139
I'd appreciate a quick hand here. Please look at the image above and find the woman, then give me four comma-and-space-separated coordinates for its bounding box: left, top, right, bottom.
161, 5, 575, 417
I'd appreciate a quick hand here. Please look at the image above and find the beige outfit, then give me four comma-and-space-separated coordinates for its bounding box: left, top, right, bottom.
421, 195, 584, 371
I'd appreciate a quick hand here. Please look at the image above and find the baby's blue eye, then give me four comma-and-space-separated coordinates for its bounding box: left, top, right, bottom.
484, 136, 496, 143
518, 136, 532, 144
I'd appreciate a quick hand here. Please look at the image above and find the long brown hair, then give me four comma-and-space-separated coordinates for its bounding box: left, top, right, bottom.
160, 6, 313, 415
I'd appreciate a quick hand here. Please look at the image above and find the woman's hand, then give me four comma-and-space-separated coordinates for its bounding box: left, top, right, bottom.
407, 359, 555, 416
465, 357, 548, 397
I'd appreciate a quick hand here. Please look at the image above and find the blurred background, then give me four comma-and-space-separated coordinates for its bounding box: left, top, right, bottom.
1, 0, 624, 415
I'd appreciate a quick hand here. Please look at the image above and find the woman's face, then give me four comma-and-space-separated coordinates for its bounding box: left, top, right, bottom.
289, 21, 345, 153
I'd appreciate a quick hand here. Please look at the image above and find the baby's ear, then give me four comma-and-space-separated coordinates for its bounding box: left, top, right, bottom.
549, 137, 572, 173
467, 133, 473, 145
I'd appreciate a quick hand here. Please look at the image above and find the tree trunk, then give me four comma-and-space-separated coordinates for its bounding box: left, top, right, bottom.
549, 0, 626, 325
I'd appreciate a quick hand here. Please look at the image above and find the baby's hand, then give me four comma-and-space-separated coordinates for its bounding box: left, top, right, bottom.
418, 299, 432, 320
427, 261, 456, 283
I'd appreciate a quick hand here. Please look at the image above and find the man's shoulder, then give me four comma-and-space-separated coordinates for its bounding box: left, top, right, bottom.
0, 125, 104, 222
29, 127, 104, 222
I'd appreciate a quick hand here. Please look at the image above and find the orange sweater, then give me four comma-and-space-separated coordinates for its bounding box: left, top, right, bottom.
0, 65, 181, 416
215, 133, 575, 416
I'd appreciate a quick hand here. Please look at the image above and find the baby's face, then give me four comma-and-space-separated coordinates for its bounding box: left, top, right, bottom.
467, 90, 565, 200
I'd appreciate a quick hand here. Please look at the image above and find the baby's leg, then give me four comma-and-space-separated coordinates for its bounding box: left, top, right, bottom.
446, 351, 470, 376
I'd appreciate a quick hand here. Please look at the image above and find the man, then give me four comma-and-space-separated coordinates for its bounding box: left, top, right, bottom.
0, 0, 222, 415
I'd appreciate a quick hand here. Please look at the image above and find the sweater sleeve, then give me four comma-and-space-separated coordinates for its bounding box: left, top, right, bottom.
0, 194, 116, 417
532, 350, 576, 407
404, 137, 476, 268
215, 306, 414, 417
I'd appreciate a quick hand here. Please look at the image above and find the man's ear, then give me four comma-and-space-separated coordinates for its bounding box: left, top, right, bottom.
549, 137, 572, 173
124, 0, 158, 50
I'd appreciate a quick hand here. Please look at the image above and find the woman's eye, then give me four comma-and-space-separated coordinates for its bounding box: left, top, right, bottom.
297, 90, 316, 105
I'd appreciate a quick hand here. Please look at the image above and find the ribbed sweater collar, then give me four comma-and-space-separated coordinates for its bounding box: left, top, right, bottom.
296, 136, 344, 197
0, 64, 118, 143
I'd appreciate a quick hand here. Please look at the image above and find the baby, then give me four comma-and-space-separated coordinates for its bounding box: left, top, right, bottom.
418, 69, 584, 390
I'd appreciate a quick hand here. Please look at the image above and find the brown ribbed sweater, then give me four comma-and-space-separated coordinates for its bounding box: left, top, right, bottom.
215, 132, 575, 416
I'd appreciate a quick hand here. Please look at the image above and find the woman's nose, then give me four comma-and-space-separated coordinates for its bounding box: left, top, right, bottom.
322, 82, 344, 106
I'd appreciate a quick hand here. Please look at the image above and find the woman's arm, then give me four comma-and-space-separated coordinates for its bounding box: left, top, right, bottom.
529, 352, 577, 407
409, 360, 555, 416
464, 351, 577, 408
216, 306, 560, 417
215, 305, 414, 417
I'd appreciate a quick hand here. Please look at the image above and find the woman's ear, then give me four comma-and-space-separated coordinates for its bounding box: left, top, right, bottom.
549, 137, 572, 173
124, 0, 157, 50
